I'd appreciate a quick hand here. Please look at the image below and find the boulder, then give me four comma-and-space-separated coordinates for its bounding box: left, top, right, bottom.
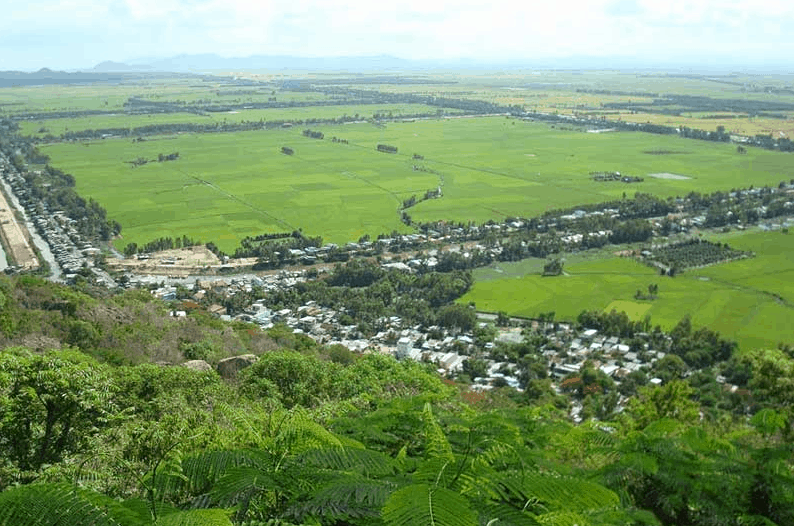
216, 354, 257, 379
181, 359, 212, 372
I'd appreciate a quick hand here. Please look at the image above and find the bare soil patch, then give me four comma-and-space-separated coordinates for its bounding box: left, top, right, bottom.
107, 245, 221, 275
648, 172, 692, 180
643, 149, 689, 155
0, 189, 39, 269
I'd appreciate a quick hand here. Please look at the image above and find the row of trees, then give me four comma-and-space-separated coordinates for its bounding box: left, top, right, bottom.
123, 235, 201, 256
377, 143, 398, 153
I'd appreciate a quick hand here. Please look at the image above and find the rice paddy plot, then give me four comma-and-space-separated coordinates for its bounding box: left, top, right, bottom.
40, 116, 794, 255
461, 228, 794, 352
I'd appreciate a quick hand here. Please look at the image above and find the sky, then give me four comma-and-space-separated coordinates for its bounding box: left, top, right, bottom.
1, 0, 793, 71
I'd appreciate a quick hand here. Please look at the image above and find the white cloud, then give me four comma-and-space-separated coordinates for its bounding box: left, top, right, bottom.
1, 0, 793, 69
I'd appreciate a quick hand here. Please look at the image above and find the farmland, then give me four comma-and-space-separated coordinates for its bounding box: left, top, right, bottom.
38, 115, 794, 252
18, 103, 459, 138
359, 71, 794, 138
2, 72, 793, 352
460, 228, 794, 352
0, 81, 332, 114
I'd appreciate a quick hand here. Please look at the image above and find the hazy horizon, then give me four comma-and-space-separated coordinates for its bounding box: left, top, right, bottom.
2, 0, 793, 73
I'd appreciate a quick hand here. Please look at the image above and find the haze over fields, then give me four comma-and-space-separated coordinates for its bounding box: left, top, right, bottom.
2, 0, 794, 71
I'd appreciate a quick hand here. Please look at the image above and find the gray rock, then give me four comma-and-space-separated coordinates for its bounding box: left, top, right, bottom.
181, 359, 212, 372
216, 354, 257, 379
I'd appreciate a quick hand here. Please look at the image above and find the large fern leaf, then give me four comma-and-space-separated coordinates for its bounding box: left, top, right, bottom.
120, 498, 181, 523
274, 408, 342, 453
421, 403, 454, 462
154, 509, 233, 526
533, 510, 590, 526
181, 449, 274, 495
297, 446, 394, 477
0, 483, 142, 526
382, 484, 477, 526
496, 473, 619, 514
477, 502, 542, 526
209, 466, 278, 507
290, 476, 395, 522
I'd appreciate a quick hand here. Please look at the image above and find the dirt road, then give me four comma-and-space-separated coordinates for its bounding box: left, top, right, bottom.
0, 187, 38, 269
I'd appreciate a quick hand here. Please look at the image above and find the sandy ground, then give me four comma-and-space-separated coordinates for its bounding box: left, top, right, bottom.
648, 172, 692, 180
0, 189, 39, 269
107, 245, 223, 275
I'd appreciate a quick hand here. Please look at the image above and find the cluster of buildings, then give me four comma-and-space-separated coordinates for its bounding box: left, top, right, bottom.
0, 155, 113, 285
147, 266, 680, 409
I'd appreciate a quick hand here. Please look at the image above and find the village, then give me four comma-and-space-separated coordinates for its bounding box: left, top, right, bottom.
141, 262, 748, 422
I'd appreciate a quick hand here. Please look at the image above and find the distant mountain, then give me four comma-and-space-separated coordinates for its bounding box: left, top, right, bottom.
92, 61, 152, 72
0, 68, 197, 87
119, 53, 495, 73
117, 53, 776, 74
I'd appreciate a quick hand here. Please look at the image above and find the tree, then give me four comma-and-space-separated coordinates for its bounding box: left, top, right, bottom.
740, 348, 794, 437
0, 349, 114, 480
495, 311, 511, 327
625, 380, 699, 429
437, 304, 476, 332
542, 258, 563, 276
461, 357, 489, 380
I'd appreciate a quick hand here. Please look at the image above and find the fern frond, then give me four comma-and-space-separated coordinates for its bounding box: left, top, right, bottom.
585, 508, 662, 526
182, 449, 274, 495
477, 502, 542, 526
120, 498, 181, 523
497, 473, 619, 513
421, 403, 454, 462
533, 510, 589, 526
275, 408, 342, 453
640, 418, 686, 438
210, 466, 278, 507
297, 446, 394, 477
0, 483, 141, 526
382, 484, 478, 526
411, 455, 455, 487
154, 509, 233, 525
290, 476, 395, 522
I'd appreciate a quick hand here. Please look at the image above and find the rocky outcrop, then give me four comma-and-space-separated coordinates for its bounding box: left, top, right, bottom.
181, 359, 212, 372
216, 354, 257, 379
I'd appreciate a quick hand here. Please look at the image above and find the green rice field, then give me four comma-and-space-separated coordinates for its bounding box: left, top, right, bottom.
38, 116, 794, 252
461, 229, 794, 352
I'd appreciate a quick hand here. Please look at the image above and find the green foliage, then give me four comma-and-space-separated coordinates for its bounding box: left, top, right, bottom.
0, 483, 141, 526
382, 484, 478, 526
624, 381, 699, 430
0, 349, 114, 479
0, 483, 233, 526
239, 350, 449, 410
154, 510, 233, 526
436, 303, 476, 331
240, 351, 338, 409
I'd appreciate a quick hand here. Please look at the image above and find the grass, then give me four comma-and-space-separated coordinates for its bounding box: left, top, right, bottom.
40, 116, 794, 253
461, 228, 794, 352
